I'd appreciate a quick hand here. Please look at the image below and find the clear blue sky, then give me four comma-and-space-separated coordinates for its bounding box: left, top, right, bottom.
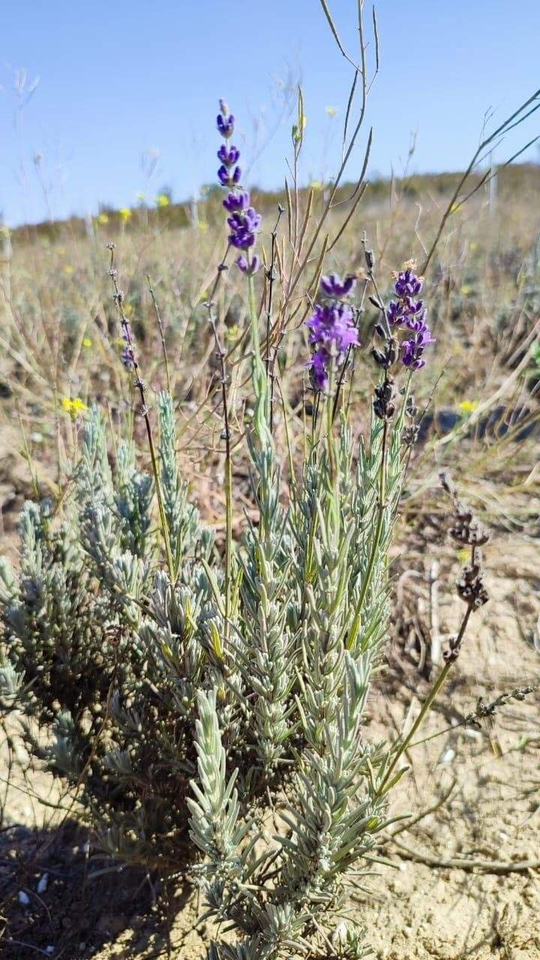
1, 0, 539, 225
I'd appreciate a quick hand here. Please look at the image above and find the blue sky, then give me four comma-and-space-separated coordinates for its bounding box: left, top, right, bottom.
1, 0, 539, 225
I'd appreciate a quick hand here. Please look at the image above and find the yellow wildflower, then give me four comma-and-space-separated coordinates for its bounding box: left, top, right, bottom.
325, 106, 338, 117
310, 180, 324, 192
469, 241, 478, 252
458, 400, 479, 415
63, 265, 74, 275
156, 194, 170, 208
460, 284, 472, 296
97, 213, 109, 225
82, 337, 92, 348
62, 397, 88, 418
225, 324, 240, 343
119, 207, 132, 221
198, 220, 209, 232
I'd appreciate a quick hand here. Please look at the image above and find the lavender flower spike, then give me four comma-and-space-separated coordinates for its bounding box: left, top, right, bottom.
305, 293, 359, 393
383, 260, 435, 370
216, 100, 262, 271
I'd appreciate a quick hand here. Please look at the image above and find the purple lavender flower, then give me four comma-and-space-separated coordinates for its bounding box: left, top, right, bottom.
218, 164, 242, 187
305, 294, 359, 392
387, 264, 425, 327
394, 268, 423, 298
227, 206, 262, 250
216, 100, 262, 271
217, 144, 240, 166
401, 317, 435, 370
321, 272, 357, 299
217, 111, 235, 139
386, 300, 404, 326
236, 254, 261, 275
308, 350, 330, 391
223, 190, 250, 212
306, 304, 359, 353
385, 262, 435, 369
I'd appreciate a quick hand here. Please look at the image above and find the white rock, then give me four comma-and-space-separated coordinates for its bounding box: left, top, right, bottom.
37, 873, 49, 893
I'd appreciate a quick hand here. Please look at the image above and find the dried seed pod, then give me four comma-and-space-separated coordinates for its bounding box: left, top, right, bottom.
449, 505, 490, 547
364, 247, 375, 270
456, 555, 489, 608
402, 423, 419, 446
373, 376, 396, 420
371, 348, 387, 368
440, 471, 490, 547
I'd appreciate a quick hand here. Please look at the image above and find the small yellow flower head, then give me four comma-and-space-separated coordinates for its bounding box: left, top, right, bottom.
469, 241, 478, 252
310, 180, 324, 192
458, 400, 479, 415
460, 284, 472, 296
0, 226, 11, 238
62, 397, 88, 418
156, 193, 170, 208
198, 220, 209, 232
82, 337, 92, 348
119, 207, 132, 221
97, 213, 109, 225
325, 105, 338, 117
63, 265, 74, 275
225, 324, 240, 343
123, 303, 134, 317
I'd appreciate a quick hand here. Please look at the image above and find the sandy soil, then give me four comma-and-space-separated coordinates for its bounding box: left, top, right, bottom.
1, 527, 539, 960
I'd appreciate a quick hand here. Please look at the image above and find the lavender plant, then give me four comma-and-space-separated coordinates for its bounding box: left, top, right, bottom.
0, 16, 488, 960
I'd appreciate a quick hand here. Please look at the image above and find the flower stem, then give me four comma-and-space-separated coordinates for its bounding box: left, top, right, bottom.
378, 604, 474, 795
247, 270, 271, 446
345, 414, 388, 651
205, 248, 233, 642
